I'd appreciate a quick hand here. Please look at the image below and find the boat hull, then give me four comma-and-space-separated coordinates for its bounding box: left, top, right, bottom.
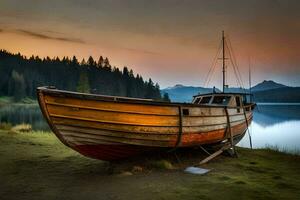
70, 122, 249, 161
37, 87, 254, 161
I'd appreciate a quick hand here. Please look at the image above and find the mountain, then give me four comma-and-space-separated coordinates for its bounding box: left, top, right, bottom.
251, 80, 300, 102
161, 85, 220, 102
162, 80, 300, 103
251, 80, 287, 92
224, 87, 249, 93
253, 87, 300, 102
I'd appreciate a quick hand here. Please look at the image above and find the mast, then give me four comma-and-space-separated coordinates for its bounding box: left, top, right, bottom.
222, 31, 226, 93
249, 57, 252, 101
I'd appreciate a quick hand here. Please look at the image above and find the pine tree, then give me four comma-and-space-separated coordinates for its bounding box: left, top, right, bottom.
76, 71, 90, 93
145, 78, 155, 99
11, 70, 26, 101
163, 93, 171, 102
87, 56, 95, 66
0, 50, 165, 101
80, 58, 86, 65
97, 56, 104, 67
104, 57, 110, 67
71, 56, 79, 65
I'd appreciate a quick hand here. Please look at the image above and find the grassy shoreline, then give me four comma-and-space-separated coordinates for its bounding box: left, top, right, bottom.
1, 130, 300, 200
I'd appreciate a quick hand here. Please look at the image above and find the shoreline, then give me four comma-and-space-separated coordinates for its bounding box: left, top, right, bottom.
256, 102, 300, 105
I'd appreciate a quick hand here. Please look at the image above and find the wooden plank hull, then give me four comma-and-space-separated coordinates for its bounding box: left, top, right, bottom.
37, 87, 254, 161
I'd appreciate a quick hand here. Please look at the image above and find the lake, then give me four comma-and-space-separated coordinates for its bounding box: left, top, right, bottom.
0, 103, 299, 154
238, 103, 300, 154
0, 104, 49, 131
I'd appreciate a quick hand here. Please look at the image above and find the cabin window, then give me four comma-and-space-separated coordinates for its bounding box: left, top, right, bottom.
194, 97, 201, 104
182, 109, 189, 116
212, 96, 231, 105
199, 96, 211, 104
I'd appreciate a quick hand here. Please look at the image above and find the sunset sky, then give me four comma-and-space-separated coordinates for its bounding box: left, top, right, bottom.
0, 0, 300, 88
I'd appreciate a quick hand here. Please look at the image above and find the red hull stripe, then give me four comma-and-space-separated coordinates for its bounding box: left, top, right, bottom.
73, 144, 154, 161
70, 121, 250, 161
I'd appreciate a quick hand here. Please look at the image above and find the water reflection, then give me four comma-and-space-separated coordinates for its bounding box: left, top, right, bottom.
0, 104, 49, 130
238, 104, 300, 153
253, 103, 300, 127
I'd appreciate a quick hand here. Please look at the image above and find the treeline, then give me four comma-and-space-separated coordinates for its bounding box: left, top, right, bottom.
0, 50, 170, 102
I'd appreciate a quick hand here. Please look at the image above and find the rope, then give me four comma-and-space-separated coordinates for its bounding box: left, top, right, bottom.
225, 40, 244, 88
203, 40, 222, 88
226, 35, 245, 89
203, 33, 246, 91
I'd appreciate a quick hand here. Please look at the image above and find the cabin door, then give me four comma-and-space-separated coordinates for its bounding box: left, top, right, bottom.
235, 96, 241, 113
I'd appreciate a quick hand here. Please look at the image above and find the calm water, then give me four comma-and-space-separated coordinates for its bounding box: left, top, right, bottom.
238, 103, 300, 153
0, 104, 49, 131
0, 103, 300, 153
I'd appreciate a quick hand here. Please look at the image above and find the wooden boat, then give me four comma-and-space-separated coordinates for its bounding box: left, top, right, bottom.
37, 31, 256, 161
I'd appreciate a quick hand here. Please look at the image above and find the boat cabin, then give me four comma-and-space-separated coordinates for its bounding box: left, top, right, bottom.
192, 93, 253, 110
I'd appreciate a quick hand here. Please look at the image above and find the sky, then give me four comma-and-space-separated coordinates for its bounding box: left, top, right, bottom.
0, 0, 300, 89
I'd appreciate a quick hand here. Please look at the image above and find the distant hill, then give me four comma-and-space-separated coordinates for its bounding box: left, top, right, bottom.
251, 80, 287, 92
224, 87, 249, 93
253, 87, 300, 102
161, 84, 219, 102
162, 80, 300, 103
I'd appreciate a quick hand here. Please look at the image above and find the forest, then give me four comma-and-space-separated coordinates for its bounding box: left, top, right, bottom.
0, 50, 170, 102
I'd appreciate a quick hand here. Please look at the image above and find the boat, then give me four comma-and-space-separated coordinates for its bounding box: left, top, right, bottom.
37, 32, 256, 161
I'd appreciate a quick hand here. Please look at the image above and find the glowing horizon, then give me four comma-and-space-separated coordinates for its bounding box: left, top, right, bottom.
1, 0, 300, 88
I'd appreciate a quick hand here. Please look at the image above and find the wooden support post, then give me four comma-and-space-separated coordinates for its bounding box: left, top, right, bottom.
243, 107, 253, 149
224, 107, 236, 156
199, 145, 211, 156
198, 143, 231, 165
195, 107, 239, 166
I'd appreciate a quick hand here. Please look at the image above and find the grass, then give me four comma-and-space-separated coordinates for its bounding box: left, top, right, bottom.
0, 96, 13, 105
264, 144, 300, 155
0, 122, 12, 130
0, 130, 300, 200
148, 159, 174, 170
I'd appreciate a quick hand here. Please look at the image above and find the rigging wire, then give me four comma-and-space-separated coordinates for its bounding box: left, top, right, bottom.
225, 40, 244, 88
203, 40, 222, 88
226, 35, 245, 89
203, 40, 222, 87
226, 41, 242, 86
203, 33, 246, 90
206, 45, 221, 88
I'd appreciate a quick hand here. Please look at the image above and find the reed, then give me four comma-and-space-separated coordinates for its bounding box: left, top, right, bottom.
264, 144, 300, 155
0, 122, 12, 130
11, 123, 32, 133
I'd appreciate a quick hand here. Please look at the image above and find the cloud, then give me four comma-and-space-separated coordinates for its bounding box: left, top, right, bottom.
121, 47, 161, 56
15, 29, 85, 44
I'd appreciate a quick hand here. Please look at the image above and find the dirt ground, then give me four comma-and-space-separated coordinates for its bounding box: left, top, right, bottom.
1, 130, 300, 200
